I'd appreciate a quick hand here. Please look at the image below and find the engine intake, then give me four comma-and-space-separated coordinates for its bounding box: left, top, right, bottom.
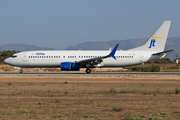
61, 62, 80, 71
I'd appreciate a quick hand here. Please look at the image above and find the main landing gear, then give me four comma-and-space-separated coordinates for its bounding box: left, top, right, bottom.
86, 68, 91, 74
19, 69, 23, 73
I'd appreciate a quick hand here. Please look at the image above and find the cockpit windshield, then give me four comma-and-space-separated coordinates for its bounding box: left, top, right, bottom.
11, 55, 17, 58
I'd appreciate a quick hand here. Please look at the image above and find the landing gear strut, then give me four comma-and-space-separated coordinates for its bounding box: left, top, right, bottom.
86, 68, 91, 74
19, 69, 23, 73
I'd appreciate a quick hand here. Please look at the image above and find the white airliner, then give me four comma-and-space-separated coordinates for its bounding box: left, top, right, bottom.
4, 21, 173, 73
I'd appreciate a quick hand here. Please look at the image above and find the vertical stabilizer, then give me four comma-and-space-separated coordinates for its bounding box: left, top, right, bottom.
129, 21, 171, 52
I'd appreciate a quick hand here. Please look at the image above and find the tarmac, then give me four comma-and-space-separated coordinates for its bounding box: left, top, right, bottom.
0, 72, 179, 76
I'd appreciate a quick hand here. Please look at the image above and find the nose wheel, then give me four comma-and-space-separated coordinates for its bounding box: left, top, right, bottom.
86, 68, 91, 74
19, 69, 23, 73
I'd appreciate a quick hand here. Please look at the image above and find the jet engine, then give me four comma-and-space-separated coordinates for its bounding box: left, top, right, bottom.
61, 62, 80, 71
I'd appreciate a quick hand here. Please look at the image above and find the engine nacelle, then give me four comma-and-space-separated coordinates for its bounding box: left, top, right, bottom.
61, 62, 80, 71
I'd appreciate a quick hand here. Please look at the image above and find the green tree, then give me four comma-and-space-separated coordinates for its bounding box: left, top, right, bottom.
0, 50, 20, 63
153, 58, 173, 64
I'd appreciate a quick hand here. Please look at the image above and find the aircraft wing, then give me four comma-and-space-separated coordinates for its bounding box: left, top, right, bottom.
76, 44, 119, 67
152, 49, 174, 56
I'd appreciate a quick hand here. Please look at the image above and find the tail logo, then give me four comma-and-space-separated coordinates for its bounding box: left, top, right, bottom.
149, 39, 156, 48
148, 36, 164, 49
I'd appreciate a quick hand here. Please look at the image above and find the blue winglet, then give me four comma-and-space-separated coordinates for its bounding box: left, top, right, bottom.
109, 44, 119, 60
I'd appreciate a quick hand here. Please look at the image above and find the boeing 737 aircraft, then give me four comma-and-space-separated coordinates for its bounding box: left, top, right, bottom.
4, 21, 173, 73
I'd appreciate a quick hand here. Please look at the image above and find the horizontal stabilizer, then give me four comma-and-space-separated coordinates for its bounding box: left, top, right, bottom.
152, 49, 174, 56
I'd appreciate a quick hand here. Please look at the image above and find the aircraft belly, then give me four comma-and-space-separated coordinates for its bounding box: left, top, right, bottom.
27, 59, 60, 67
103, 59, 139, 67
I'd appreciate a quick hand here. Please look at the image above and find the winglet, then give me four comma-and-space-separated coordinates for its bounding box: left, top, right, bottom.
109, 44, 119, 60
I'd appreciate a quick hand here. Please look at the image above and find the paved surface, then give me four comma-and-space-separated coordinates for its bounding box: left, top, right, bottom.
0, 72, 179, 76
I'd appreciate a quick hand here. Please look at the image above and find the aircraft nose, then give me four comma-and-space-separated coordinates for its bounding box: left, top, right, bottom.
4, 58, 9, 64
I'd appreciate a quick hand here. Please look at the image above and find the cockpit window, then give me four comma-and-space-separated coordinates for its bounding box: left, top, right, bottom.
11, 55, 17, 58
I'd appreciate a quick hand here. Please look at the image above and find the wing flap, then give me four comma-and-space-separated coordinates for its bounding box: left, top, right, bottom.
77, 56, 104, 65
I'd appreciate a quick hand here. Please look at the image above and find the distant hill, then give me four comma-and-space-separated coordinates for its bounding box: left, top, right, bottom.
65, 38, 147, 50
1, 37, 179, 61
65, 37, 180, 60
0, 44, 55, 51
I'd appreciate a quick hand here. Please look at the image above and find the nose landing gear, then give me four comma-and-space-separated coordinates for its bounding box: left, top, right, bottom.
19, 69, 23, 73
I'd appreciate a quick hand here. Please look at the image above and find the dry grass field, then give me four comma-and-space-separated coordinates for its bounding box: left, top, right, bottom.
0, 75, 180, 120
1, 63, 180, 73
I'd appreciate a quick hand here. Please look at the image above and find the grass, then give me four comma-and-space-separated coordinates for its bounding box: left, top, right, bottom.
110, 87, 117, 94
0, 75, 180, 119
104, 103, 123, 112
109, 113, 117, 117
154, 87, 161, 94
64, 81, 68, 84
29, 83, 33, 85
100, 88, 108, 94
83, 89, 86, 94
112, 105, 123, 112
55, 99, 60, 103
48, 89, 51, 93
175, 88, 180, 94
85, 115, 98, 118
4, 111, 30, 116
53, 114, 64, 118
89, 87, 180, 95
120, 88, 131, 94
88, 92, 93, 95
74, 118, 87, 120
123, 112, 170, 120
160, 112, 168, 115
8, 82, 12, 85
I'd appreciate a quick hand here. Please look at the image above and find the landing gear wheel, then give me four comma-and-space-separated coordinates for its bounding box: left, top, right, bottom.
19, 69, 23, 73
86, 68, 91, 74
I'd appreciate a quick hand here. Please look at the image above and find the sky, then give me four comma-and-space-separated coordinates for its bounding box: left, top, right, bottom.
0, 0, 180, 49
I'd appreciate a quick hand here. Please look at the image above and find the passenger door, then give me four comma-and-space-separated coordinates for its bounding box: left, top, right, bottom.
22, 53, 27, 62
139, 53, 143, 62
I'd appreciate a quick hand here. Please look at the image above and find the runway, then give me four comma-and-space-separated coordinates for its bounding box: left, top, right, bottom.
0, 72, 179, 76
